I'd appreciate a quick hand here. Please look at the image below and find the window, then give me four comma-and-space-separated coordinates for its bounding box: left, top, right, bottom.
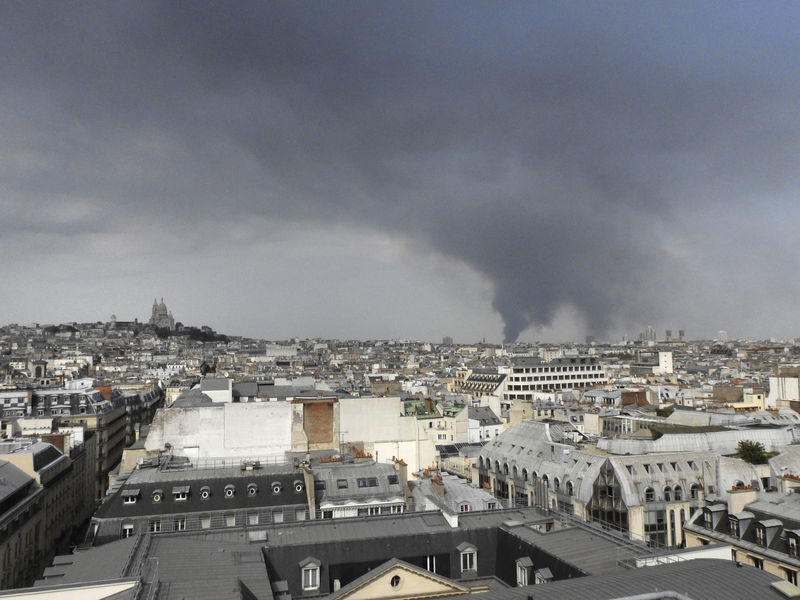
690, 484, 700, 499
294, 481, 304, 494
123, 494, 137, 505
784, 568, 798, 586
459, 503, 470, 512
644, 487, 655, 502
426, 555, 437, 573
516, 558, 533, 586
390, 575, 402, 589
789, 535, 799, 558
121, 523, 134, 538
173, 486, 190, 501
225, 485, 236, 498
729, 517, 739, 537
200, 486, 211, 500
272, 482, 282, 494
225, 514, 236, 527
302, 566, 319, 591
296, 509, 307, 521
152, 489, 163, 503
149, 520, 161, 533
751, 556, 764, 569
388, 475, 399, 485
664, 486, 672, 502
315, 480, 326, 491
703, 510, 713, 529
174, 517, 186, 532
461, 550, 476, 572
756, 527, 766, 546
674, 486, 682, 501
247, 483, 258, 496
368, 477, 378, 487
273, 511, 284, 523
487, 502, 497, 510
200, 515, 211, 529
337, 479, 348, 489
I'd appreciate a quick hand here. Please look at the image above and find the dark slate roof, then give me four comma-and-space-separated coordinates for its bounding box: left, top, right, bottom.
452, 558, 784, 600
468, 406, 502, 426
94, 466, 308, 519
35, 535, 272, 600
0, 460, 34, 504
200, 377, 231, 392
313, 462, 403, 505
232, 381, 258, 398
170, 388, 214, 407
502, 525, 643, 576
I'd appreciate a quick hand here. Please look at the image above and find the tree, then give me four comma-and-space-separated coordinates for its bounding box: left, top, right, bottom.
736, 440, 769, 464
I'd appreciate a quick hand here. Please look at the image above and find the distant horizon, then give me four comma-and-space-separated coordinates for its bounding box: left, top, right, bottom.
3, 314, 797, 348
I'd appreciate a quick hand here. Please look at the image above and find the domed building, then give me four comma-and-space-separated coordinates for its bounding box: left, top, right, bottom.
148, 297, 175, 330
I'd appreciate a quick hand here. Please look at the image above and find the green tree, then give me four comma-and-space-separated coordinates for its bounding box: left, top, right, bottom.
736, 440, 769, 464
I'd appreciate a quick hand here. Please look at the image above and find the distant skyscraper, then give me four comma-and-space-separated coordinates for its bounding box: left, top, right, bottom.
646, 326, 656, 342
717, 330, 728, 342
678, 329, 685, 342
442, 336, 453, 345
665, 329, 672, 341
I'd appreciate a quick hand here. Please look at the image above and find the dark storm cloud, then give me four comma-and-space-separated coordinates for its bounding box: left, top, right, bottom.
3, 1, 800, 340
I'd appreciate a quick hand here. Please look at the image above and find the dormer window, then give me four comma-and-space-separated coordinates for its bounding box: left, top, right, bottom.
152, 489, 163, 503
224, 484, 236, 498
788, 533, 799, 557
172, 486, 190, 501
247, 483, 258, 496
299, 557, 321, 592
516, 557, 533, 586
756, 526, 766, 546
457, 542, 477, 573
200, 486, 211, 500
272, 481, 283, 495
644, 487, 655, 503
294, 480, 304, 494
729, 517, 739, 537
122, 489, 139, 505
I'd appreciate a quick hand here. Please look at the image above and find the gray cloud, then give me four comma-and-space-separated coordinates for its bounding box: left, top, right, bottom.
2, 1, 800, 340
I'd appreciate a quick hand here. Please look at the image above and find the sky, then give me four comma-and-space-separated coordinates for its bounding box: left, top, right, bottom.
2, 1, 800, 343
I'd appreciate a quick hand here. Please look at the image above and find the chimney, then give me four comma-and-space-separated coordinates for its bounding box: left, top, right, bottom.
301, 462, 316, 519
432, 474, 445, 498
395, 458, 412, 501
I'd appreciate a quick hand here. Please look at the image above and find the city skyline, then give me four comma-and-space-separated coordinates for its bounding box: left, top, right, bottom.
3, 2, 800, 342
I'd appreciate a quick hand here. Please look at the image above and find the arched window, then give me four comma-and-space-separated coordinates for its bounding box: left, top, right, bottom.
645, 487, 655, 502
674, 485, 683, 501
664, 486, 672, 502
531, 471, 538, 482
512, 466, 518, 479
478, 457, 484, 469
503, 463, 509, 476
542, 475, 549, 489
690, 484, 700, 499
522, 468, 528, 481
566, 481, 574, 496
553, 477, 561, 492
495, 460, 501, 473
